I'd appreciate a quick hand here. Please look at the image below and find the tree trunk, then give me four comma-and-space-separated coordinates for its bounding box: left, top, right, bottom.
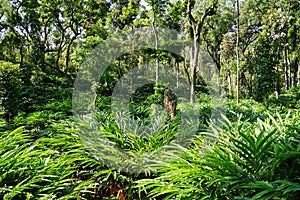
190, 35, 199, 103
151, 2, 159, 85
291, 57, 298, 88
227, 70, 233, 96
284, 46, 290, 90
175, 60, 179, 89
186, 0, 218, 103
298, 63, 300, 87
249, 73, 253, 97
275, 65, 281, 99
217, 67, 221, 96
265, 94, 269, 110
117, 59, 123, 90
183, 47, 191, 85
164, 89, 176, 121
236, 0, 240, 105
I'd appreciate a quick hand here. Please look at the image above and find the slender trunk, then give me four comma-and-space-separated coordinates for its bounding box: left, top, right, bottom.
249, 72, 253, 97
20, 44, 24, 68
151, 2, 159, 85
190, 35, 199, 103
288, 49, 292, 88
93, 88, 98, 111
297, 60, 300, 87
190, 55, 196, 103
227, 69, 233, 96
175, 60, 179, 89
183, 47, 191, 85
65, 35, 78, 73
275, 65, 281, 99
284, 46, 290, 90
19, 43, 29, 84
298, 68, 300, 87
291, 23, 298, 87
155, 46, 159, 84
265, 94, 269, 110
217, 68, 221, 96
186, 0, 217, 103
118, 59, 123, 90
236, 0, 240, 105
291, 57, 298, 88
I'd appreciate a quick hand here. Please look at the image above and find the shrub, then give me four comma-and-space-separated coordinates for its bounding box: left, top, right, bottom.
135, 112, 300, 199
269, 86, 300, 109
0, 125, 134, 200
0, 61, 22, 121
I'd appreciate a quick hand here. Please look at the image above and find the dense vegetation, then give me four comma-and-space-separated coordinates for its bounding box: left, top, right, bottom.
0, 0, 300, 199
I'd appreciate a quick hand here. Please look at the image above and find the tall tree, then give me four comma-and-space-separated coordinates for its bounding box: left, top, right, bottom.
138, 0, 170, 84
202, 0, 234, 95
250, 29, 278, 109
236, 0, 240, 104
146, 0, 165, 84
186, 0, 218, 103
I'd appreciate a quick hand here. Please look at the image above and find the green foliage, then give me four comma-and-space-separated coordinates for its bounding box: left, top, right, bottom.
1, 83, 300, 199
0, 126, 92, 199
226, 98, 267, 122
135, 112, 300, 199
0, 123, 137, 200
20, 86, 72, 114
76, 108, 181, 174
1, 0, 300, 199
129, 84, 172, 120
0, 61, 21, 121
107, 0, 140, 30
270, 86, 300, 109
250, 30, 278, 102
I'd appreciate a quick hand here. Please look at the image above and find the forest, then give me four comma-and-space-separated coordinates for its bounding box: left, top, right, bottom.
0, 0, 300, 199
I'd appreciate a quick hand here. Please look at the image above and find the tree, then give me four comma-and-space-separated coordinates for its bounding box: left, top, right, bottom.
0, 0, 110, 86
250, 30, 278, 109
202, 0, 235, 95
235, 0, 240, 104
235, 0, 300, 98
186, 0, 218, 103
107, 0, 140, 31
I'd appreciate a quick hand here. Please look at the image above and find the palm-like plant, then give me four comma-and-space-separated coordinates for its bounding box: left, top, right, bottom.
136, 111, 300, 199
0, 122, 133, 200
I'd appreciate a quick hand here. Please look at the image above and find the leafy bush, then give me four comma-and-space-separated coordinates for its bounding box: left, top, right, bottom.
0, 61, 22, 121
76, 109, 181, 174
226, 98, 267, 123
21, 86, 72, 114
269, 86, 300, 109
128, 84, 175, 120
135, 112, 300, 199
0, 126, 91, 199
0, 124, 138, 200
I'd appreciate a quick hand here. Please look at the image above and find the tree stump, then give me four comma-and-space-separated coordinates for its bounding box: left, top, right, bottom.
164, 89, 177, 121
